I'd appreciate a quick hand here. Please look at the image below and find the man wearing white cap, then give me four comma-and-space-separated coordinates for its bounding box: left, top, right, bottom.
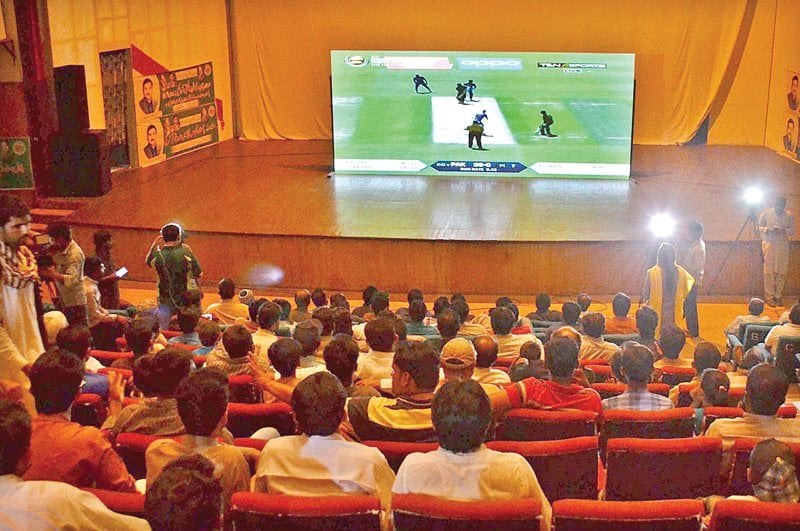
438, 338, 505, 402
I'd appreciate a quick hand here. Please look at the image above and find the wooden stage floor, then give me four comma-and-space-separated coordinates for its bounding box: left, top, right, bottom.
67, 140, 799, 298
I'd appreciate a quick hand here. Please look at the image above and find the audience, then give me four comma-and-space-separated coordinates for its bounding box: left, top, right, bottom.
691, 369, 731, 409
145, 368, 249, 505
605, 292, 638, 334
406, 300, 439, 337
206, 324, 260, 376
668, 341, 722, 404
764, 303, 800, 354
451, 298, 488, 336
492, 306, 542, 362
437, 308, 461, 344
252, 301, 281, 355
601, 343, 672, 411
113, 317, 158, 370
332, 307, 354, 337
83, 256, 128, 350
635, 306, 663, 358
311, 306, 335, 349
724, 297, 772, 336
653, 326, 689, 369
264, 338, 303, 402
167, 306, 202, 346
24, 348, 135, 491
311, 287, 328, 309
578, 312, 620, 362
194, 319, 220, 355
0, 400, 149, 529
356, 317, 397, 381
393, 380, 552, 531
253, 372, 395, 513
547, 301, 582, 338
527, 292, 562, 322
289, 289, 312, 323
352, 285, 378, 320
55, 325, 108, 396
293, 323, 326, 378
577, 292, 592, 316
145, 454, 222, 531
472, 334, 511, 386
204, 278, 250, 325
322, 336, 380, 397
509, 341, 550, 382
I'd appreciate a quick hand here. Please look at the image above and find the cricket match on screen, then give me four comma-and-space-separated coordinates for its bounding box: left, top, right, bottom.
331, 51, 635, 179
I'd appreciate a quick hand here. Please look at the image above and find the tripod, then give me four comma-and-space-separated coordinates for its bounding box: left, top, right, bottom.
706, 210, 762, 298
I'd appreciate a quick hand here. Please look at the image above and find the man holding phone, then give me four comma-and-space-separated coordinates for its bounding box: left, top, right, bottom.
83, 257, 129, 350
146, 224, 202, 329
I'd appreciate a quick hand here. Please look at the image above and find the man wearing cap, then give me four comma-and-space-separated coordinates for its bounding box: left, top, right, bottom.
204, 278, 249, 325
439, 338, 506, 403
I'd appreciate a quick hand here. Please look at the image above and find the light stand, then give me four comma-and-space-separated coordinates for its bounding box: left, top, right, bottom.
706, 208, 761, 298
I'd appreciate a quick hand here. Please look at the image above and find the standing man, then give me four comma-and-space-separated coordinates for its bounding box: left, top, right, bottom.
538, 110, 555, 137
473, 110, 488, 125
43, 222, 87, 325
464, 79, 477, 101
412, 74, 432, 94
456, 83, 467, 105
0, 194, 43, 387
465, 122, 485, 150
682, 221, 706, 338
146, 224, 202, 329
759, 196, 796, 307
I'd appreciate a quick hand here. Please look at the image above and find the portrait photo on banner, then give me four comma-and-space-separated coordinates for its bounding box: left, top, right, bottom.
138, 120, 164, 167
783, 70, 799, 162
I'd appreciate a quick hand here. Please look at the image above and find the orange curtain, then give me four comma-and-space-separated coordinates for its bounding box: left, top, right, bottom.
232, 0, 752, 144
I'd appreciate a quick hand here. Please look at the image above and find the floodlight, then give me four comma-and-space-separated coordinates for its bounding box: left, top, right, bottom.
743, 187, 763, 205
649, 213, 676, 238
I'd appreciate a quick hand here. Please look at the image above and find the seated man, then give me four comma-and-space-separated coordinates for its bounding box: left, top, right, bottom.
252, 301, 282, 357
668, 341, 722, 404
23, 349, 135, 491
653, 326, 691, 371
451, 298, 488, 336
393, 380, 551, 531
263, 338, 303, 403
764, 303, 800, 355
234, 297, 267, 333
578, 312, 620, 362
437, 309, 461, 345
492, 307, 542, 363
356, 317, 397, 381
311, 287, 328, 309
605, 292, 638, 334
146, 369, 249, 504
193, 319, 220, 356
472, 334, 510, 386
55, 324, 108, 396
437, 338, 505, 402
311, 306, 335, 351
103, 347, 193, 437
145, 454, 223, 531
167, 307, 202, 346
406, 300, 439, 337
206, 324, 267, 377
635, 306, 663, 359
601, 343, 672, 411
204, 277, 250, 325
706, 364, 800, 476
496, 337, 602, 414
546, 302, 583, 339
289, 289, 312, 323
0, 400, 148, 530
253, 372, 395, 513
83, 256, 128, 350
293, 323, 326, 379
724, 298, 772, 336
113, 317, 158, 371
509, 341, 550, 382
527, 292, 562, 323
322, 336, 379, 398
396, 288, 424, 322
577, 292, 592, 316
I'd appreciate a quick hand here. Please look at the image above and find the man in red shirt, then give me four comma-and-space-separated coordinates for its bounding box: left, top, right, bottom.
605, 292, 638, 334
494, 336, 601, 414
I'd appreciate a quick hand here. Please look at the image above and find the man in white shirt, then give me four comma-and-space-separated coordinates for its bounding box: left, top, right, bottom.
682, 220, 706, 337
252, 301, 281, 357
724, 298, 774, 336
393, 380, 551, 530
492, 307, 542, 362
472, 334, 511, 387
356, 317, 397, 381
253, 372, 395, 514
204, 278, 250, 325
452, 299, 489, 336
579, 313, 620, 362
0, 399, 148, 530
759, 196, 796, 306
764, 304, 800, 354
292, 323, 326, 380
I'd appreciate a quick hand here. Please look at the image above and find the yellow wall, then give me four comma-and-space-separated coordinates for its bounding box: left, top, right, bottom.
47, 0, 232, 141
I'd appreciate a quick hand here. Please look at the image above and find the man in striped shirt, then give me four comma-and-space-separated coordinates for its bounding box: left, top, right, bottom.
602, 343, 672, 411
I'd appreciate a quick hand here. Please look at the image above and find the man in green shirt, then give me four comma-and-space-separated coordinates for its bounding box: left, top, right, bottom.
146, 224, 202, 328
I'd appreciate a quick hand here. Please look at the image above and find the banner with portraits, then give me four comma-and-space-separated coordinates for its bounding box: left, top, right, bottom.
133, 62, 219, 167
781, 70, 799, 163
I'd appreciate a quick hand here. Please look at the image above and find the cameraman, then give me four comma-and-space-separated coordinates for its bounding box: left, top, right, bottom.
146, 224, 202, 329
40, 222, 87, 325
0, 194, 44, 387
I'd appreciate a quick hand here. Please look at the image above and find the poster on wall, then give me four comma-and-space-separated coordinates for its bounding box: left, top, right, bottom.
133, 62, 218, 167
0, 138, 35, 190
782, 70, 799, 163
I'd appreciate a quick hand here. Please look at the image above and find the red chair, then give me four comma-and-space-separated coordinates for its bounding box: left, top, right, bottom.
361, 440, 438, 472
553, 498, 704, 531
585, 364, 615, 381
708, 499, 800, 530
392, 493, 542, 531
82, 488, 146, 517
228, 374, 262, 404
495, 409, 597, 441
660, 366, 696, 387
228, 493, 381, 530
604, 437, 722, 501
780, 404, 799, 418
90, 349, 133, 366
226, 402, 295, 438
729, 438, 800, 495
702, 406, 743, 432
579, 358, 610, 368
674, 383, 696, 408
114, 432, 162, 479
489, 437, 599, 501
234, 437, 267, 451
162, 329, 181, 339
599, 408, 695, 458
591, 383, 670, 400
72, 393, 108, 427
193, 355, 206, 367
168, 342, 201, 352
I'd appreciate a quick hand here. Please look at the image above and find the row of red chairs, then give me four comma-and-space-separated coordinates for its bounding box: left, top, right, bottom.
83, 489, 800, 530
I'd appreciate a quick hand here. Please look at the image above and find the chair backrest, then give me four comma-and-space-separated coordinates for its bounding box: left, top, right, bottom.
708, 499, 800, 531
488, 437, 599, 501
90, 349, 133, 365
729, 438, 800, 495
553, 498, 705, 531
605, 437, 722, 501
742, 323, 779, 351
168, 342, 201, 352
361, 440, 438, 472
226, 402, 295, 438
228, 374, 262, 404
775, 336, 800, 384
82, 488, 146, 517
115, 432, 162, 479
495, 408, 597, 441
192, 355, 206, 367
600, 408, 695, 455
591, 383, 670, 400
702, 406, 743, 432
72, 393, 108, 428
392, 493, 541, 531
603, 333, 640, 346
675, 383, 696, 408
579, 358, 610, 368
659, 366, 696, 387
228, 492, 382, 531
585, 364, 615, 382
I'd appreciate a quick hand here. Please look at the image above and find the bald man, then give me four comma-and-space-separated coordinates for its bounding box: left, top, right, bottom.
289, 289, 312, 323
471, 335, 510, 386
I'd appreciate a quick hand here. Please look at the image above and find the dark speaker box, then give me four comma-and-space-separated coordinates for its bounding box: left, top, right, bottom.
51, 129, 111, 197
54, 65, 90, 132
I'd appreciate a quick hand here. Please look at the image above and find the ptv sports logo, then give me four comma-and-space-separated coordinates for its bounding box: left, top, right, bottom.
345, 55, 369, 67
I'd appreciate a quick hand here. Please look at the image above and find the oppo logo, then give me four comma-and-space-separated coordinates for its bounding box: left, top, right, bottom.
458, 58, 522, 70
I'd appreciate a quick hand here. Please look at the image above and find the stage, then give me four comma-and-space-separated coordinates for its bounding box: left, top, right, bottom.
65, 140, 800, 299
